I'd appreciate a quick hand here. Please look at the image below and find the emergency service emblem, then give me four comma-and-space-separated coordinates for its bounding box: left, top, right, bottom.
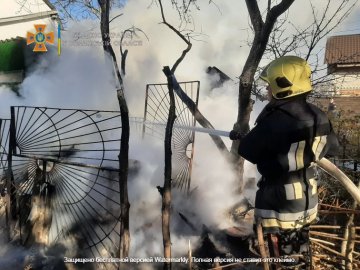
27, 24, 54, 52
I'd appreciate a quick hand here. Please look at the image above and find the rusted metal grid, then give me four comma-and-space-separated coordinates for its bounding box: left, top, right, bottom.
0, 119, 10, 239
1, 106, 123, 269
143, 81, 200, 192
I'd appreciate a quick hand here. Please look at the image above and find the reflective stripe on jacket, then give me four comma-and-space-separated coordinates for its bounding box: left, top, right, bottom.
238, 96, 339, 231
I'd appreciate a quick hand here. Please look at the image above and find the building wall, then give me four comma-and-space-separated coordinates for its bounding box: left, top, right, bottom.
0, 0, 58, 85
0, 0, 56, 40
0, 18, 57, 40
314, 96, 360, 117
333, 73, 360, 96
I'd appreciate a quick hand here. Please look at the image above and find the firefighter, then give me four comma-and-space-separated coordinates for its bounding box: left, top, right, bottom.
230, 56, 339, 269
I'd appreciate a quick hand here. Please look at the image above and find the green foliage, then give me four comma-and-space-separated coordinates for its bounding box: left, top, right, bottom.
0, 39, 25, 72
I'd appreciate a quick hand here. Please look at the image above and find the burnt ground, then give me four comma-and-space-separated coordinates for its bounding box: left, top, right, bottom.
191, 226, 263, 270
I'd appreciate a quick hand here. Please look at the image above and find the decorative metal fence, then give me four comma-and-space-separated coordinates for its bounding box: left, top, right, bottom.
1, 106, 123, 269
143, 81, 200, 192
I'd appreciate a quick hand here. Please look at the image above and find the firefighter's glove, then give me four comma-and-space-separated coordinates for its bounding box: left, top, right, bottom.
229, 130, 245, 140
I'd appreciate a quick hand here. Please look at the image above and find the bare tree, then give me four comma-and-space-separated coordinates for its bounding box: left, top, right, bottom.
161, 66, 175, 270
149, 0, 232, 162
229, 0, 296, 190
119, 27, 148, 75
48, 1, 359, 265
157, 0, 193, 268
166, 0, 357, 190
156, 0, 298, 187
50, 0, 148, 264
96, 0, 131, 263
50, 0, 125, 21
263, 0, 357, 88
154, 0, 298, 191
54, 0, 133, 261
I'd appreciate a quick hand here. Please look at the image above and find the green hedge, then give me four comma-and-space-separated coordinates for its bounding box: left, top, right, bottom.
0, 38, 25, 72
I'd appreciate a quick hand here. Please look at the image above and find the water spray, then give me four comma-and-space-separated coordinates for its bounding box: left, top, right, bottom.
129, 118, 360, 204
130, 117, 230, 137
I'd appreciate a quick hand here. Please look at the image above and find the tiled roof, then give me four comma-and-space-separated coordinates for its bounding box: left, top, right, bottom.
325, 34, 360, 65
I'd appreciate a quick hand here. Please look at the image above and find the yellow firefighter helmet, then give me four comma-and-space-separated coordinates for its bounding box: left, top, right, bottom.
260, 56, 312, 99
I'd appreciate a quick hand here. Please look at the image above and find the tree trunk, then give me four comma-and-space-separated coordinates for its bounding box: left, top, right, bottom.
162, 66, 176, 270
230, 38, 268, 191
26, 166, 52, 247
98, 0, 131, 263
230, 0, 295, 191
170, 74, 230, 159
118, 90, 130, 261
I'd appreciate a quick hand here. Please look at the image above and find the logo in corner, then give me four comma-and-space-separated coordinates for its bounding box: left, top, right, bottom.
27, 24, 54, 52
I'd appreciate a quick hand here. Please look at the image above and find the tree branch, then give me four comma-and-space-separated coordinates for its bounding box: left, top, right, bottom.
109, 13, 123, 23
267, 0, 295, 21
158, 0, 192, 73
120, 27, 148, 75
231, 0, 296, 190
97, 0, 130, 263
163, 69, 231, 159
263, 0, 295, 38
245, 0, 264, 34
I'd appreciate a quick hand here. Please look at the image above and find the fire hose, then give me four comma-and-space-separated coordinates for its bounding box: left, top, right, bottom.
178, 125, 360, 204
316, 157, 360, 204
132, 118, 360, 203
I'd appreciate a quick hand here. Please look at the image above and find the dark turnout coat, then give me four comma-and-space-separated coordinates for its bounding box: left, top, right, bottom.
239, 96, 339, 232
